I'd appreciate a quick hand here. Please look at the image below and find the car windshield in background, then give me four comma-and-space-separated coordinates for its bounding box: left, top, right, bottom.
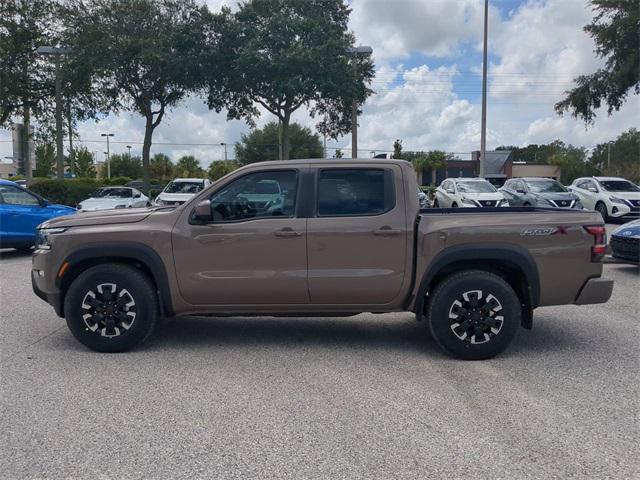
165, 181, 204, 194
599, 180, 640, 192
93, 188, 132, 198
457, 181, 496, 193
527, 180, 567, 193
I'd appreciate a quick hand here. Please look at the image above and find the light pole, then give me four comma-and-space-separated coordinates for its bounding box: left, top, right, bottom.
220, 142, 228, 161
101, 133, 114, 179
36, 46, 73, 180
479, 0, 489, 178
347, 46, 373, 159
126, 145, 132, 158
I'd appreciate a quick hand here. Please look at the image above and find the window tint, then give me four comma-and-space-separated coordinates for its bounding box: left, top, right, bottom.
0, 185, 39, 205
318, 168, 394, 216
210, 170, 297, 222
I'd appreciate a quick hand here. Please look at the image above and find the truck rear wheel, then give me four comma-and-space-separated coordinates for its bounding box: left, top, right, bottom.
64, 264, 159, 352
426, 270, 520, 360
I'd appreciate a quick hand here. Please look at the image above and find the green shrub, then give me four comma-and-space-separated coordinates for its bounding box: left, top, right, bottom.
103, 176, 132, 186
29, 178, 103, 207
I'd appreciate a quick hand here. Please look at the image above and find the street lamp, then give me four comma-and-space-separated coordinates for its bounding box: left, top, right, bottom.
479, 0, 489, 178
126, 145, 132, 158
101, 133, 114, 179
347, 46, 373, 159
220, 142, 228, 161
36, 46, 73, 181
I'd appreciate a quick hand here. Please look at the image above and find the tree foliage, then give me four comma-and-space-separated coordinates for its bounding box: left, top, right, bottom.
63, 0, 213, 191
150, 153, 174, 182
100, 154, 142, 179
392, 139, 403, 159
206, 0, 374, 159
404, 150, 451, 185
234, 122, 323, 164
174, 155, 205, 177
208, 160, 239, 181
72, 146, 96, 178
555, 1, 639, 123
589, 128, 640, 182
33, 143, 55, 177
0, 0, 57, 127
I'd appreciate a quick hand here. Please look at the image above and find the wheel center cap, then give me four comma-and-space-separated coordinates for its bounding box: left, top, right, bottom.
470, 311, 482, 321
105, 305, 114, 315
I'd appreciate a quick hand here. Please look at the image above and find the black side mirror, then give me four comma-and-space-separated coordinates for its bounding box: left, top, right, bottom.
191, 199, 212, 223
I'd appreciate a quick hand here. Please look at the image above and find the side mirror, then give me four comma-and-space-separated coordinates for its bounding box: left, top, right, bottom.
588, 187, 598, 193
134, 193, 141, 198
191, 199, 212, 223
446, 188, 455, 194
516, 189, 526, 194
38, 197, 48, 207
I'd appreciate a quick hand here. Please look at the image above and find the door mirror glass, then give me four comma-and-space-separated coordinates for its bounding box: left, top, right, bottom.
446, 188, 455, 194
588, 186, 598, 193
191, 200, 212, 223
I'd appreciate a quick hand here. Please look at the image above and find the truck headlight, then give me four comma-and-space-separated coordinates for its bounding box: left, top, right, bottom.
35, 227, 67, 250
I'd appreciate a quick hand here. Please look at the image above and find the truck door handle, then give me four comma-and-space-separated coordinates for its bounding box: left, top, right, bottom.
274, 228, 302, 237
373, 226, 401, 236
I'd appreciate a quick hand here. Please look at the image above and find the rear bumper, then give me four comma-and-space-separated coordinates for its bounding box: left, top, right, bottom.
574, 277, 614, 305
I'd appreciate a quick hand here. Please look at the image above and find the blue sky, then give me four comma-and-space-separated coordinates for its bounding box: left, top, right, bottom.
1, 0, 638, 165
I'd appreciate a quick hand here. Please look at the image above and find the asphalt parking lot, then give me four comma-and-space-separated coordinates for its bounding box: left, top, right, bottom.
1, 229, 638, 479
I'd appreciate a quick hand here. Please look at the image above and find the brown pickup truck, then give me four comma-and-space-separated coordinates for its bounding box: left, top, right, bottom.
32, 159, 613, 359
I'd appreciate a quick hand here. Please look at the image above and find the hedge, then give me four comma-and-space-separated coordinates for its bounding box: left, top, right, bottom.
29, 179, 102, 207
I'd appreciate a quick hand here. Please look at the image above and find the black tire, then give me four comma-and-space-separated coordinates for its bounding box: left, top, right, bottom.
595, 202, 609, 222
523, 202, 531, 207
433, 199, 439, 208
451, 202, 458, 208
15, 246, 32, 253
426, 270, 521, 360
64, 263, 159, 352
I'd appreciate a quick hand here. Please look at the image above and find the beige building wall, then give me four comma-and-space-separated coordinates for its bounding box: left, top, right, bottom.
511, 164, 561, 179
0, 163, 17, 179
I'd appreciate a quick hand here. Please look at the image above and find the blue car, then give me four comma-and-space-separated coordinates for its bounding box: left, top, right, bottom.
610, 219, 640, 264
0, 179, 76, 251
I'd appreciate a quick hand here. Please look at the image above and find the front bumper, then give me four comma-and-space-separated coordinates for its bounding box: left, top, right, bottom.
609, 203, 640, 218
31, 269, 64, 317
574, 277, 614, 305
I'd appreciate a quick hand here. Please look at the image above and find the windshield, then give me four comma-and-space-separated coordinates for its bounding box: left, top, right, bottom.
457, 181, 496, 193
164, 181, 204, 194
93, 188, 132, 198
527, 180, 567, 193
599, 180, 640, 192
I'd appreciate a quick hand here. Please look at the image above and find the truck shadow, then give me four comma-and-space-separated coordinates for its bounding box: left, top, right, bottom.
144, 314, 593, 358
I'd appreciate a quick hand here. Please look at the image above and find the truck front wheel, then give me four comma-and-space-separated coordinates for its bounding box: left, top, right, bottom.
64, 264, 159, 352
426, 270, 520, 360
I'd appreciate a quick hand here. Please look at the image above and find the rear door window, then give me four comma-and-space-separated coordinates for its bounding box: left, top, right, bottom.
317, 169, 395, 217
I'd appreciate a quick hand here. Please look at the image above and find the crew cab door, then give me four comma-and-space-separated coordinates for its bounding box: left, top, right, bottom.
306, 165, 408, 305
172, 168, 309, 305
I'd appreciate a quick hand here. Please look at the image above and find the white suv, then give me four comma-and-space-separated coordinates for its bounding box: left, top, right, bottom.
434, 178, 508, 208
154, 178, 212, 206
569, 177, 640, 221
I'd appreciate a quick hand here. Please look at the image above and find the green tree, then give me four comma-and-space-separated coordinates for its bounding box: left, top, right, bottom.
555, 1, 639, 123
150, 153, 174, 182
33, 143, 55, 177
207, 0, 374, 160
547, 145, 598, 184
334, 148, 344, 159
101, 154, 142, 179
208, 160, 239, 181
404, 150, 450, 185
392, 139, 403, 159
64, 0, 213, 191
72, 146, 96, 178
0, 0, 57, 127
174, 155, 204, 177
235, 122, 323, 164
589, 128, 640, 182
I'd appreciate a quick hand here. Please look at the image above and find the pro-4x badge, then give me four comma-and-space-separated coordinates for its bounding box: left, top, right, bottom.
520, 226, 569, 236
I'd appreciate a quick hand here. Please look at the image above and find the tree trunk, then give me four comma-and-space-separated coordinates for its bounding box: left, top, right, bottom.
282, 113, 291, 160
431, 168, 436, 185
142, 115, 153, 193
23, 104, 32, 186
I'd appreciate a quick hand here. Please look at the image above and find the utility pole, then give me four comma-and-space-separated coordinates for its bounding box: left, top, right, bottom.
101, 133, 114, 178
479, 0, 489, 178
347, 46, 373, 159
23, 105, 32, 186
126, 145, 132, 158
607, 142, 611, 170
36, 46, 73, 180
220, 142, 228, 161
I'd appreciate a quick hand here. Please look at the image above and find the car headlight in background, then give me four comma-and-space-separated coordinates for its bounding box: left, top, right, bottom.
609, 196, 628, 205
35, 227, 67, 250
154, 198, 165, 206
76, 203, 83, 210
461, 197, 477, 206
498, 199, 509, 207
536, 197, 554, 207
574, 200, 583, 209
114, 204, 127, 209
